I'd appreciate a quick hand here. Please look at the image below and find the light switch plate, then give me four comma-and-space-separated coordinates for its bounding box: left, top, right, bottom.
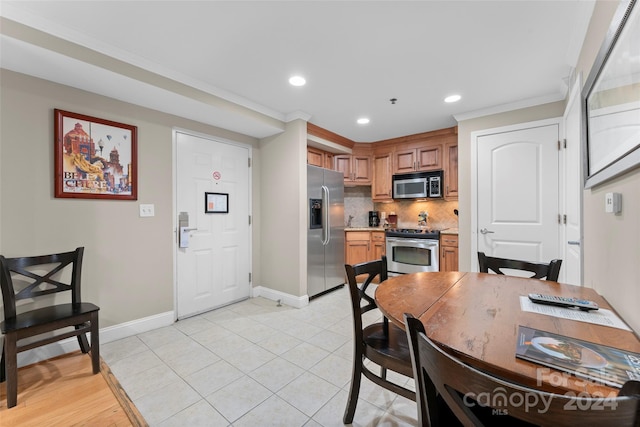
139, 204, 155, 217
605, 193, 621, 214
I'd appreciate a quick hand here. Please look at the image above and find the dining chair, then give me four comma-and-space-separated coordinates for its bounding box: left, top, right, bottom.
343, 256, 415, 424
0, 247, 100, 408
478, 251, 562, 281
404, 313, 640, 427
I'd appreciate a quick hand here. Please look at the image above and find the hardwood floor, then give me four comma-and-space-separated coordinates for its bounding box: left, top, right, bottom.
0, 351, 147, 426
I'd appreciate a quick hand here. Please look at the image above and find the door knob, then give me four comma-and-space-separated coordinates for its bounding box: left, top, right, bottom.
480, 228, 495, 234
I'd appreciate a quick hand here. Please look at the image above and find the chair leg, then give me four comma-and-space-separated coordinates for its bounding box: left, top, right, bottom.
343, 356, 363, 424
90, 312, 100, 375
5, 333, 18, 408
76, 324, 91, 353
0, 344, 5, 383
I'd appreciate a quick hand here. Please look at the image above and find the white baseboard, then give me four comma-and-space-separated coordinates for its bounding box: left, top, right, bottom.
251, 286, 309, 308
13, 311, 175, 368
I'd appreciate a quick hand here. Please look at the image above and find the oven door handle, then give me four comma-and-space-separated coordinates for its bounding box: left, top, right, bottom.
387, 238, 438, 246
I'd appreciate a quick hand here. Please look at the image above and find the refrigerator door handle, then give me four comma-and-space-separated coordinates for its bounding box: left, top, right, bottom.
322, 185, 330, 245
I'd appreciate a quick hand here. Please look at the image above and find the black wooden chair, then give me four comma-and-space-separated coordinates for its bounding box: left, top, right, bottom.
343, 256, 415, 424
478, 251, 562, 281
404, 313, 640, 427
0, 247, 100, 408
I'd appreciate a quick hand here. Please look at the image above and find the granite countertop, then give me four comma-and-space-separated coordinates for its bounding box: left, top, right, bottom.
345, 227, 386, 232
345, 227, 459, 234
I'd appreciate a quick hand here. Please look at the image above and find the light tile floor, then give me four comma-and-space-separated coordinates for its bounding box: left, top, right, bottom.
101, 285, 418, 426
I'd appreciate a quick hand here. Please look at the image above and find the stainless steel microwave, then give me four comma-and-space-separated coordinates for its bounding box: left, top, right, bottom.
392, 170, 443, 199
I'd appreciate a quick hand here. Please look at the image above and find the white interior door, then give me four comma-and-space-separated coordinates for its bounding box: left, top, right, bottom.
176, 131, 251, 319
562, 79, 583, 285
476, 123, 560, 272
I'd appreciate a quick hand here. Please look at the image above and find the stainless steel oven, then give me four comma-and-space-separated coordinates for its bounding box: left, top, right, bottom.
385, 229, 440, 275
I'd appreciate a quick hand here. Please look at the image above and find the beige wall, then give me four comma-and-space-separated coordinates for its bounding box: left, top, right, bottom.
259, 119, 307, 297
0, 70, 260, 327
458, 0, 640, 333
576, 1, 640, 333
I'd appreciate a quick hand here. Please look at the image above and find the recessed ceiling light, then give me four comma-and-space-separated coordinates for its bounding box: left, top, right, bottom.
357, 117, 370, 125
444, 94, 461, 103
289, 75, 306, 86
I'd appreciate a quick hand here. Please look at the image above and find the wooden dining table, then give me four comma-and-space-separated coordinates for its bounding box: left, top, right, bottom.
375, 271, 640, 397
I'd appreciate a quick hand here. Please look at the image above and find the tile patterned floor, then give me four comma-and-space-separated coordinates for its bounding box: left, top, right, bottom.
101, 285, 418, 426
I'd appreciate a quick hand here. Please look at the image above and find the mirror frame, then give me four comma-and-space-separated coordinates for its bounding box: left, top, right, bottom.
582, 0, 640, 188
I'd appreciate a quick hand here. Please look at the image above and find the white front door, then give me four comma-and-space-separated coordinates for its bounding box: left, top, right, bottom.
176, 131, 251, 319
475, 122, 561, 272
561, 80, 583, 285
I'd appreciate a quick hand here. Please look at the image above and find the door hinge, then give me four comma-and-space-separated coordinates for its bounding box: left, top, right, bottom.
248, 158, 252, 167
249, 272, 252, 283
249, 215, 252, 225
557, 140, 561, 150
563, 214, 567, 224
558, 214, 561, 224
563, 139, 567, 149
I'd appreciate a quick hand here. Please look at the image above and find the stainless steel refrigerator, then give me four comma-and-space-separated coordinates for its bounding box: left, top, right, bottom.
307, 165, 345, 298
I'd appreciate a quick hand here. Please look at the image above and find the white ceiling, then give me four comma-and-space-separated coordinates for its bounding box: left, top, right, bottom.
0, 1, 595, 142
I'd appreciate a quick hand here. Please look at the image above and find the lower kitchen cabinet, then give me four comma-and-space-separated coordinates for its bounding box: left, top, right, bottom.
370, 231, 386, 261
440, 234, 459, 272
345, 231, 386, 265
346, 230, 386, 282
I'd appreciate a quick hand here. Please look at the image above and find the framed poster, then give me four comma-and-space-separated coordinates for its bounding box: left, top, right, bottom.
205, 192, 229, 213
583, 0, 640, 188
54, 109, 138, 200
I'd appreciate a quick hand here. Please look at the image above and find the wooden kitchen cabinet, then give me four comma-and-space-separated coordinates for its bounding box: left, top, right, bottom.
307, 146, 335, 170
307, 147, 324, 167
370, 231, 386, 260
372, 149, 393, 201
440, 234, 459, 272
444, 142, 458, 200
346, 230, 386, 282
345, 232, 371, 266
335, 144, 372, 185
324, 153, 334, 169
393, 142, 442, 174
345, 231, 386, 265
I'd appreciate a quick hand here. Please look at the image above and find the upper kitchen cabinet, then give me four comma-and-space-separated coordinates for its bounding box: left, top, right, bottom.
307, 146, 335, 170
307, 122, 354, 172
335, 143, 372, 185
393, 142, 442, 174
444, 141, 458, 200
372, 145, 393, 201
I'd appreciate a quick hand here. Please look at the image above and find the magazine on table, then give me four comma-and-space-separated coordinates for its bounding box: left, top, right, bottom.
515, 326, 640, 388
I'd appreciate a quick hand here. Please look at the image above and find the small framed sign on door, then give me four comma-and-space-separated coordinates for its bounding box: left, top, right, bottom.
205, 192, 228, 213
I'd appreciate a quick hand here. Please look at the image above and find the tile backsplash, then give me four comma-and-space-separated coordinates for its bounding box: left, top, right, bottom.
344, 187, 375, 227
376, 199, 459, 230
344, 187, 458, 230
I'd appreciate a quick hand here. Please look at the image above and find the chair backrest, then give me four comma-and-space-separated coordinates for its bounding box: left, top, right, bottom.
404, 314, 640, 427
478, 251, 562, 281
345, 256, 388, 335
0, 247, 84, 320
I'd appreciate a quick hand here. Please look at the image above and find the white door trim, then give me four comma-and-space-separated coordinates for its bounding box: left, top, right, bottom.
172, 127, 253, 320
470, 117, 563, 271
561, 74, 584, 285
